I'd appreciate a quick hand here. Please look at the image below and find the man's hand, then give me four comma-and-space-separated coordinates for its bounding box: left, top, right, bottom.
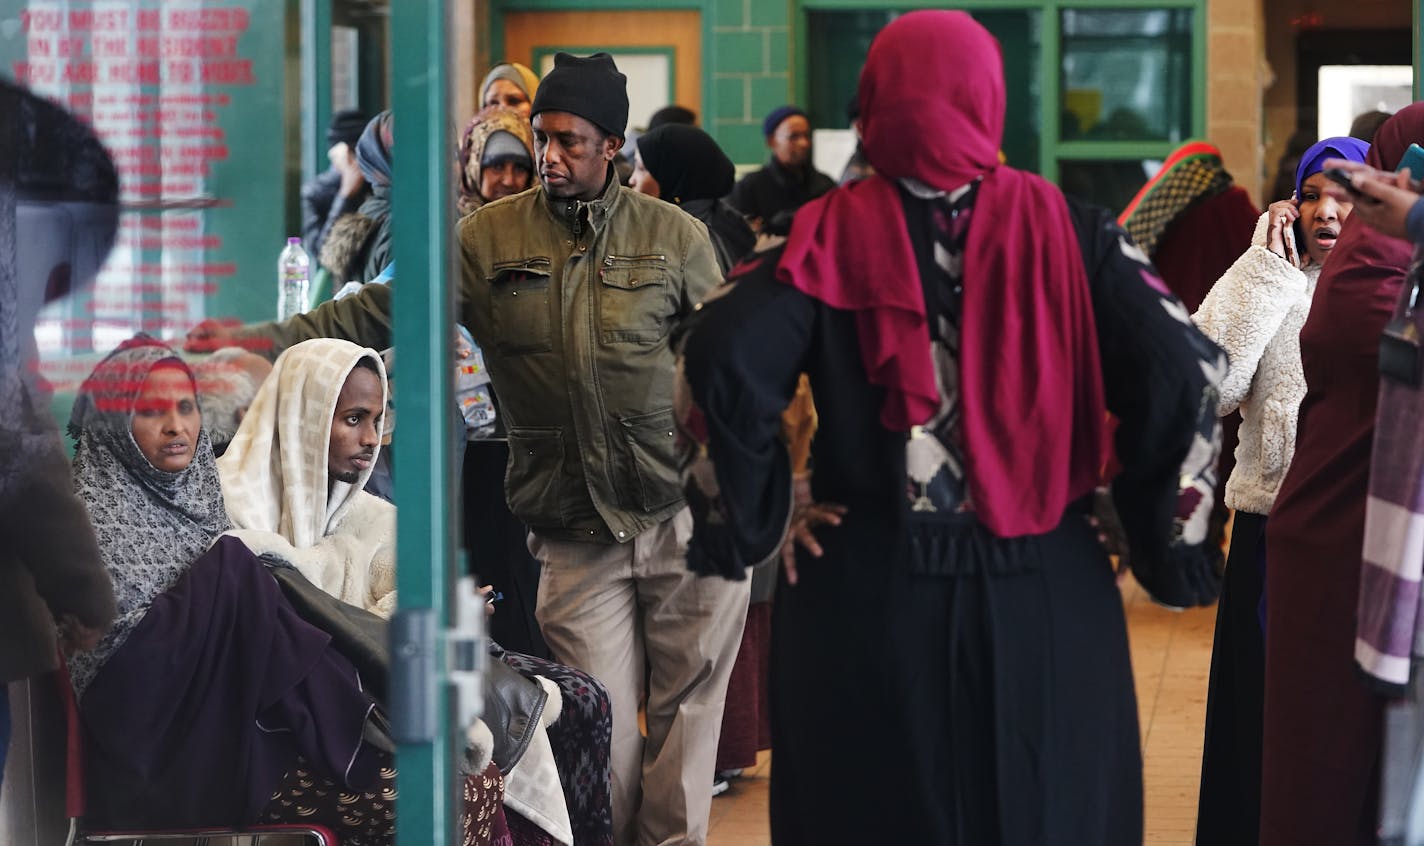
1087, 487, 1131, 584
57, 613, 105, 653
338, 148, 366, 197
780, 485, 848, 585
1322, 158, 1421, 241
329, 141, 366, 197
477, 584, 497, 618
184, 317, 240, 352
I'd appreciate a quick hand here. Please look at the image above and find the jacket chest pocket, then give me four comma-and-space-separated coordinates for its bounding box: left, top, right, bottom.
599, 255, 675, 345
489, 258, 553, 355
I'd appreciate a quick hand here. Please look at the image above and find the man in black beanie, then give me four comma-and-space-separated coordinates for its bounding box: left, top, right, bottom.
460, 52, 747, 846
185, 62, 747, 842
300, 108, 371, 258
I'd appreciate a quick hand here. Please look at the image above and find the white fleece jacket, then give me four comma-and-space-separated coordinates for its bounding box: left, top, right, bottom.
1191, 212, 1321, 516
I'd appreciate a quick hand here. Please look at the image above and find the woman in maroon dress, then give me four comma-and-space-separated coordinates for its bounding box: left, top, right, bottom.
1259, 103, 1424, 845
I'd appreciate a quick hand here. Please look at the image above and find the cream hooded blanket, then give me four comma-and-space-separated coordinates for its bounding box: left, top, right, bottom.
217, 338, 398, 616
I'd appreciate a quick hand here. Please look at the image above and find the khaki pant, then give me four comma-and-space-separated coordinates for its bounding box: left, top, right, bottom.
530, 508, 750, 846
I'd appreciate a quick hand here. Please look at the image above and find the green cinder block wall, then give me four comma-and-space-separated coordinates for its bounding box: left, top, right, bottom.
707, 0, 792, 165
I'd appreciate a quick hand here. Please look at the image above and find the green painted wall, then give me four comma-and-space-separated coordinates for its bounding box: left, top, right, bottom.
706, 0, 792, 164
490, 0, 1206, 182
1, 0, 293, 418
487, 0, 796, 164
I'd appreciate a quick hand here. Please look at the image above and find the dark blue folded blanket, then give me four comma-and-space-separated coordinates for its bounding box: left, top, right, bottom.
81, 535, 381, 828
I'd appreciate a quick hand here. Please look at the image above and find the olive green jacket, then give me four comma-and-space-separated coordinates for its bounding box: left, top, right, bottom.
238, 174, 720, 544
460, 176, 720, 543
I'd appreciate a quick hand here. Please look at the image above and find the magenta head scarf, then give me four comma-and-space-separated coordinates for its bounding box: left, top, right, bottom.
857, 11, 1003, 191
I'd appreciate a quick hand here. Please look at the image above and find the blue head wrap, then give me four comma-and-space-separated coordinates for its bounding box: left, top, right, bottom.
1294, 136, 1369, 199
355, 111, 393, 189
762, 105, 807, 138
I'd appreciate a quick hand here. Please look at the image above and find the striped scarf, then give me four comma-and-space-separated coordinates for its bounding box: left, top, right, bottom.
1357, 245, 1424, 691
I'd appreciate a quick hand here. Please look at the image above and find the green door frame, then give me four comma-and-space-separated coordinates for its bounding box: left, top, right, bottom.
389, 2, 460, 844
794, 0, 1205, 183
300, 0, 332, 185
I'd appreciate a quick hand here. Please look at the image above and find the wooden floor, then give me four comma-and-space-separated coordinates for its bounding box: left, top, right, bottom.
706, 573, 1218, 846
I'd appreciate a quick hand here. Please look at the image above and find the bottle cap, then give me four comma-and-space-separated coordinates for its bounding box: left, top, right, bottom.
287, 237, 301, 244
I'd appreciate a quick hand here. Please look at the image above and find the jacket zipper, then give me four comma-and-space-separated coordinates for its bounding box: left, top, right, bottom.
604, 254, 666, 265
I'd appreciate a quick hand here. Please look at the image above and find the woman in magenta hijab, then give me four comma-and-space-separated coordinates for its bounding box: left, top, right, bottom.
682, 11, 1225, 844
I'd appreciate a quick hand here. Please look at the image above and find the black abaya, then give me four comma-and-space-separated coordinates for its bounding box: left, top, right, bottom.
685, 195, 1222, 844
1197, 510, 1268, 844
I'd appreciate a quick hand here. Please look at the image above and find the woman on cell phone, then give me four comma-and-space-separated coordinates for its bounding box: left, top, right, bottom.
1189, 135, 1369, 845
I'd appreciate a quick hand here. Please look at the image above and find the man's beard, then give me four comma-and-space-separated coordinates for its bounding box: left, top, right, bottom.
330, 469, 361, 484
541, 176, 580, 198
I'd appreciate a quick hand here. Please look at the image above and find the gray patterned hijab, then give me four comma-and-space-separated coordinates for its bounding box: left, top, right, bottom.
65, 337, 231, 697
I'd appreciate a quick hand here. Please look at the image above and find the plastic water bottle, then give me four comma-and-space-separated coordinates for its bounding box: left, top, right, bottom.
276, 237, 311, 320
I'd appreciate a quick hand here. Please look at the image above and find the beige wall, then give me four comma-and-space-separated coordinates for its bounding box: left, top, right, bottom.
1208, 0, 1269, 206
1209, 0, 1412, 208
1261, 0, 1412, 204
451, 0, 484, 134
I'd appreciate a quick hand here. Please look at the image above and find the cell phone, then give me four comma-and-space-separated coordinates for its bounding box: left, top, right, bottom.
1323, 166, 1382, 206
1323, 167, 1363, 196
1398, 143, 1424, 180
1281, 220, 1298, 267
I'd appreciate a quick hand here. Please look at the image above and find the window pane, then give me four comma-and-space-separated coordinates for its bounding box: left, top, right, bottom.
1058, 159, 1158, 215
332, 26, 360, 111
1060, 9, 1192, 143
1316, 64, 1412, 139
806, 9, 1041, 174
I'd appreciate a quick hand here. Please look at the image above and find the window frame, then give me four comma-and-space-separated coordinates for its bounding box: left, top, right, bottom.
794, 0, 1207, 185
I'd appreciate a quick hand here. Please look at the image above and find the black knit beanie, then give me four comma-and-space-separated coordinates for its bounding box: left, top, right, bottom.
327, 109, 370, 147
530, 52, 629, 139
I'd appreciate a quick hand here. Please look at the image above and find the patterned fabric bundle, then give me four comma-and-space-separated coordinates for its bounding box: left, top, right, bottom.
1118, 141, 1233, 257
66, 336, 231, 697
